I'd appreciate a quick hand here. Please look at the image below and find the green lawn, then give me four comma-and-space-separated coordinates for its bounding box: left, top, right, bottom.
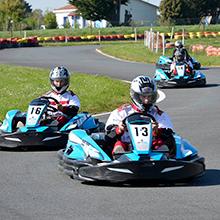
0, 24, 220, 38
0, 27, 219, 119
99, 38, 220, 66
0, 64, 130, 120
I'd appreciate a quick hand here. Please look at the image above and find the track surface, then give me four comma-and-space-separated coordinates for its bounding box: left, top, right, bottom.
0, 46, 220, 220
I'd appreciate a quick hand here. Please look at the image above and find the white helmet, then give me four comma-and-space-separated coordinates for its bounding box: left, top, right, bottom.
130, 76, 157, 111
175, 40, 183, 49
49, 66, 70, 94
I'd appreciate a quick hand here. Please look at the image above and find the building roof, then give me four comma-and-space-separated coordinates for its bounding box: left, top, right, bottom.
141, 0, 160, 8
53, 4, 77, 11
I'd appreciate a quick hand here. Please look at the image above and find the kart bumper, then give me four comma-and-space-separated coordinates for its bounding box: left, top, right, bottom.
0, 131, 68, 149
57, 149, 205, 183
156, 77, 206, 88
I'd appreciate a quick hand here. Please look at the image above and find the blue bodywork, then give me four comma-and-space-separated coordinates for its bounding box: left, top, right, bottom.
0, 97, 101, 149
64, 130, 198, 162
58, 113, 205, 183
154, 56, 206, 87
156, 55, 201, 70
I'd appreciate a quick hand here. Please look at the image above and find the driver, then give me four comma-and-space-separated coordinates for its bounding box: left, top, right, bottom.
44, 66, 80, 125
170, 50, 193, 75
105, 75, 176, 157
172, 41, 193, 70
172, 41, 191, 61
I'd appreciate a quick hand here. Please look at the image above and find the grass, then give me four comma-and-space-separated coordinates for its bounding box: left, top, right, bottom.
0, 26, 219, 119
0, 64, 130, 120
99, 38, 220, 66
0, 24, 220, 38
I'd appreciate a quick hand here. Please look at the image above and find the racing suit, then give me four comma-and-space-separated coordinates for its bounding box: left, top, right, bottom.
170, 60, 194, 77
105, 103, 176, 156
44, 90, 80, 125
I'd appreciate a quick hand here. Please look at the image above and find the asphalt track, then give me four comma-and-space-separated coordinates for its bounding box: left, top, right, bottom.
0, 45, 220, 220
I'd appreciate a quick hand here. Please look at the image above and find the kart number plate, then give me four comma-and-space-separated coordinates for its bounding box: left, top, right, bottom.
129, 124, 152, 152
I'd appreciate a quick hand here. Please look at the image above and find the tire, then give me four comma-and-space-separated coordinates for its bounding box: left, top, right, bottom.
193, 63, 201, 70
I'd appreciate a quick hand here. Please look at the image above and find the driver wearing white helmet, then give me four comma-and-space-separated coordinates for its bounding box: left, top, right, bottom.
105, 76, 176, 157
44, 66, 80, 125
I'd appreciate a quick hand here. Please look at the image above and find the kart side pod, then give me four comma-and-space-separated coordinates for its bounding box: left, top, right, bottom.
64, 129, 111, 161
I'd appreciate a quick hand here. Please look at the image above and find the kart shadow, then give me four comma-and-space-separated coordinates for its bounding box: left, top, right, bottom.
82, 169, 220, 188
189, 169, 220, 187
0, 145, 62, 152
161, 83, 219, 90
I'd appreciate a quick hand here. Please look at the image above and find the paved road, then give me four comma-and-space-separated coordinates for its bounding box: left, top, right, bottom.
0, 46, 220, 220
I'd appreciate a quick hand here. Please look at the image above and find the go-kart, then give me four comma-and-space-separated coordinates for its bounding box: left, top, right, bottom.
154, 61, 206, 88
0, 96, 103, 149
156, 55, 201, 70
57, 112, 205, 184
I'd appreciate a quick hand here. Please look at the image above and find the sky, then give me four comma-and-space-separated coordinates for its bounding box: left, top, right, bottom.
26, 0, 161, 12
26, 0, 69, 12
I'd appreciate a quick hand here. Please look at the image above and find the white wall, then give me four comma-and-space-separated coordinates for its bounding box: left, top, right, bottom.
55, 12, 72, 28
120, 0, 158, 25
54, 11, 107, 29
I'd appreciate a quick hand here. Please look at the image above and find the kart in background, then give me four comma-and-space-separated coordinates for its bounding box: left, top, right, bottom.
154, 60, 206, 88
156, 55, 201, 70
0, 96, 104, 149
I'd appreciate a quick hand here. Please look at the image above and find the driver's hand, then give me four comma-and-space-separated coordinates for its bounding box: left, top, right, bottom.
50, 111, 64, 118
116, 121, 125, 135
57, 104, 63, 111
152, 121, 159, 136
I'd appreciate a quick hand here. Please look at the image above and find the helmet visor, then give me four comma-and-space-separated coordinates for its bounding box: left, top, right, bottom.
53, 79, 67, 87
139, 94, 154, 105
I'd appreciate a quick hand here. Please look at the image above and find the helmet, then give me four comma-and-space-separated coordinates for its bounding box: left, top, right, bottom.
130, 76, 157, 111
175, 40, 183, 49
49, 66, 70, 94
174, 50, 184, 62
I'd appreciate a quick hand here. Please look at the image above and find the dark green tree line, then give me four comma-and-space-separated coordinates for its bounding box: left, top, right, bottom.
0, 0, 32, 31
69, 0, 129, 26
159, 0, 220, 25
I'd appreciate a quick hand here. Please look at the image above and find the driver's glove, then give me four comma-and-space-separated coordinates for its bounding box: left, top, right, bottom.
50, 111, 64, 118
152, 121, 159, 137
57, 104, 63, 111
56, 115, 68, 124
115, 121, 125, 135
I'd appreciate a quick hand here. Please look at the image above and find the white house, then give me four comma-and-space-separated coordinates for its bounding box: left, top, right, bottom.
120, 0, 159, 26
53, 5, 107, 29
53, 1, 159, 29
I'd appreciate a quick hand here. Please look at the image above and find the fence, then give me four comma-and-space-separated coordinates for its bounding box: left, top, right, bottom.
144, 29, 166, 55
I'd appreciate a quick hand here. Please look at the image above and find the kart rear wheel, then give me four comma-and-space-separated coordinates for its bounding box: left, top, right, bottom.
193, 63, 201, 70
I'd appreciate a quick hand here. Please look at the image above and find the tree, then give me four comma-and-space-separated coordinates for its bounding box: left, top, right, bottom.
159, 0, 220, 25
68, 0, 129, 26
44, 11, 57, 29
159, 0, 184, 25
25, 9, 44, 30
0, 0, 32, 30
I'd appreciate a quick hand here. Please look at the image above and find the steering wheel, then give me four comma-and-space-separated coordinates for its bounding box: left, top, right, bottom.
40, 96, 60, 114
122, 112, 157, 125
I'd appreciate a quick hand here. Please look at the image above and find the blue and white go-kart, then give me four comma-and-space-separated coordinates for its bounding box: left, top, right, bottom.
0, 96, 103, 149
156, 55, 201, 70
154, 60, 206, 88
57, 112, 205, 183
